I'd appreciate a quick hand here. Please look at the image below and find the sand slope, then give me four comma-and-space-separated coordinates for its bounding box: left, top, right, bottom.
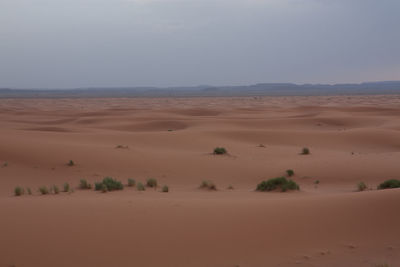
0, 96, 399, 267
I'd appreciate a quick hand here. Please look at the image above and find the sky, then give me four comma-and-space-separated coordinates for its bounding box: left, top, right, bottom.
0, 0, 399, 88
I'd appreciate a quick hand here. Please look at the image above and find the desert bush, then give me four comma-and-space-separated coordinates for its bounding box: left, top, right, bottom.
137, 182, 145, 191
256, 177, 299, 192
63, 183, 70, 192
357, 182, 367, 192
213, 147, 227, 155
26, 187, 32, 195
3, 162, 8, 167
378, 179, 400, 190
79, 179, 91, 189
67, 160, 75, 166
227, 185, 234, 190
146, 178, 158, 188
39, 186, 49, 195
200, 180, 217, 190
286, 169, 295, 177
127, 178, 136, 187
53, 185, 60, 194
95, 177, 124, 191
14, 186, 24, 196
301, 147, 310, 155
161, 185, 169, 192
314, 180, 320, 185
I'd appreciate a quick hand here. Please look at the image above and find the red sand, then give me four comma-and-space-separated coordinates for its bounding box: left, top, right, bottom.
0, 96, 399, 267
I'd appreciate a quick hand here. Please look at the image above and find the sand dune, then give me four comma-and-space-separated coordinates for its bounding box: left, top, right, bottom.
0, 95, 399, 267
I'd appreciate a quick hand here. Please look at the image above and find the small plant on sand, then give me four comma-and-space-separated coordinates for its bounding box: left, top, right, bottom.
286, 169, 295, 177
79, 179, 91, 190
301, 147, 310, 155
213, 147, 227, 155
137, 182, 146, 191
256, 177, 299, 192
39, 186, 49, 195
26, 187, 32, 195
52, 185, 60, 194
227, 185, 234, 190
146, 178, 158, 188
14, 186, 24, 196
127, 178, 136, 187
67, 160, 75, 166
378, 179, 400, 190
95, 177, 124, 192
63, 183, 70, 192
115, 145, 129, 149
314, 180, 320, 185
357, 182, 367, 192
3, 161, 8, 167
161, 185, 169, 192
200, 180, 217, 190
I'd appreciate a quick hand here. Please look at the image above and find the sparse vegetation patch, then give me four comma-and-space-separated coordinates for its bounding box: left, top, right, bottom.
95, 177, 124, 192
200, 180, 217, 190
79, 179, 92, 189
378, 179, 400, 190
286, 169, 295, 177
67, 160, 75, 166
39, 186, 49, 195
146, 178, 158, 188
161, 185, 169, 192
137, 182, 145, 191
14, 186, 24, 196
63, 183, 70, 192
127, 178, 136, 187
357, 182, 367, 192
301, 147, 310, 155
213, 147, 227, 155
256, 177, 299, 192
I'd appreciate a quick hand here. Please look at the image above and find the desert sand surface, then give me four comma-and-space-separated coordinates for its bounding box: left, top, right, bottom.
1, 95, 400, 267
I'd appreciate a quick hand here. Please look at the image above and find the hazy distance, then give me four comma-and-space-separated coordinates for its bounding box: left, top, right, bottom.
0, 0, 399, 89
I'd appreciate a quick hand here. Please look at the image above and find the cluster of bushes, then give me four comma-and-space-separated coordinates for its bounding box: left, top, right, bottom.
14, 183, 73, 196
14, 177, 170, 196
356, 179, 400, 192
256, 177, 300, 192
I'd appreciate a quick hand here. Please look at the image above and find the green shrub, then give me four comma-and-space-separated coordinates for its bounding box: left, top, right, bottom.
161, 185, 169, 192
227, 185, 234, 190
301, 147, 310, 155
286, 169, 295, 177
256, 177, 299, 192
146, 178, 158, 188
357, 182, 367, 192
67, 160, 75, 166
213, 147, 227, 155
378, 179, 400, 190
137, 182, 145, 191
127, 178, 136, 187
26, 187, 32, 195
63, 183, 70, 192
79, 179, 91, 189
101, 183, 108, 193
53, 185, 60, 194
39, 186, 49, 195
14, 186, 24, 196
95, 177, 124, 191
200, 180, 217, 190
314, 180, 320, 185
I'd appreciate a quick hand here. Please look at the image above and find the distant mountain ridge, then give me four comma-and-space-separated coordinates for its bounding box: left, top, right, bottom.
1, 81, 400, 98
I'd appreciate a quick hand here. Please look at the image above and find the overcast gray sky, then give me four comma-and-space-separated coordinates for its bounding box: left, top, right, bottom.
0, 0, 399, 88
